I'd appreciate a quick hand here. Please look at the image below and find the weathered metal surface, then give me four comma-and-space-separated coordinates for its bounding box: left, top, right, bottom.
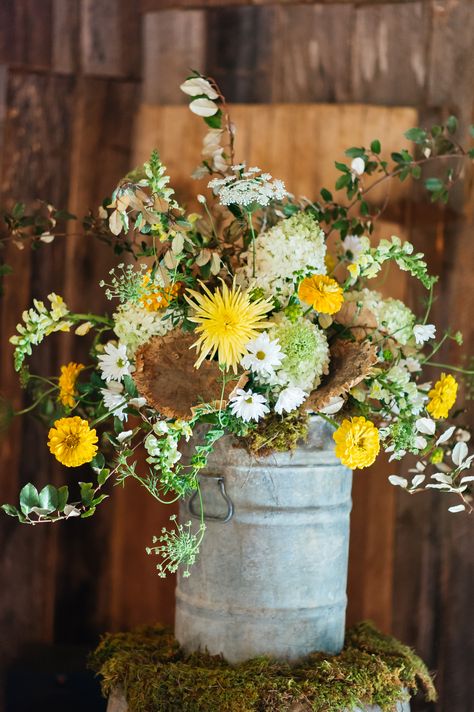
175, 417, 353, 662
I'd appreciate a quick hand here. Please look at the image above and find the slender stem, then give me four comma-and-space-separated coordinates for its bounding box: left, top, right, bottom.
247, 211, 257, 278
423, 361, 474, 375
422, 284, 434, 325
315, 412, 338, 430
14, 387, 57, 415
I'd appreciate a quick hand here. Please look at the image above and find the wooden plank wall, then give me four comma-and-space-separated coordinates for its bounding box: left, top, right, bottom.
0, 2, 472, 711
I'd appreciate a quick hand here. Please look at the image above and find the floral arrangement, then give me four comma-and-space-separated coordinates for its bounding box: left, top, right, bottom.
1, 73, 473, 577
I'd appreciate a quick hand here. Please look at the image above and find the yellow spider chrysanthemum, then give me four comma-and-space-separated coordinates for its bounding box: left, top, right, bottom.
333, 416, 380, 469
48, 416, 98, 467
426, 373, 458, 419
298, 274, 344, 315
185, 281, 273, 372
58, 362, 85, 408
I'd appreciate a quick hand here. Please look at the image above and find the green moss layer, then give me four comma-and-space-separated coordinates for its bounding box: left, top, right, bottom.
90, 622, 436, 712
242, 409, 310, 456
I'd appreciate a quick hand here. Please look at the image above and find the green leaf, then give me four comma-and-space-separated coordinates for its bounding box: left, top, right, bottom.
79, 482, 94, 507
468, 148, 474, 159
97, 469, 111, 486
114, 417, 124, 434
0, 264, 13, 276
81, 507, 96, 519
91, 494, 109, 507
446, 115, 458, 135
123, 374, 138, 398
57, 486, 69, 512
204, 109, 222, 129
38, 485, 59, 513
344, 147, 365, 159
335, 161, 350, 173
91, 452, 105, 473
1, 503, 19, 517
335, 174, 351, 191
469, 125, 474, 138
320, 188, 333, 202
431, 125, 442, 138
404, 127, 427, 144
370, 139, 381, 154
411, 165, 422, 179
425, 177, 444, 192
19, 483, 40, 515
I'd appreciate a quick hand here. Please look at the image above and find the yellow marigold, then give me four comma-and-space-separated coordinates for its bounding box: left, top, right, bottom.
426, 373, 458, 419
141, 272, 180, 311
298, 274, 344, 315
333, 416, 380, 469
58, 362, 85, 408
48, 416, 98, 467
185, 281, 273, 372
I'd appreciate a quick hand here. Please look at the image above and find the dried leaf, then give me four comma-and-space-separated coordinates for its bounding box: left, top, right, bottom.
195, 248, 211, 267
154, 196, 169, 213
133, 331, 246, 420
210, 252, 221, 275
109, 210, 123, 236
336, 301, 378, 341
164, 250, 177, 270
172, 234, 184, 254
305, 339, 378, 412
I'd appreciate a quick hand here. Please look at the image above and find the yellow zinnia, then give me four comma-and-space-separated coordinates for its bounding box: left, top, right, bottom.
185, 281, 273, 372
426, 373, 458, 419
333, 416, 380, 469
298, 274, 344, 315
48, 416, 98, 467
58, 362, 85, 408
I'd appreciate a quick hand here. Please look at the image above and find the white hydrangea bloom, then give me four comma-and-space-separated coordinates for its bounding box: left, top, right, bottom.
268, 314, 329, 392
375, 298, 415, 346
113, 302, 174, 357
236, 212, 327, 301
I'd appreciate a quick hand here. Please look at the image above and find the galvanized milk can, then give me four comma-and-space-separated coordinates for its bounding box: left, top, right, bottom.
175, 417, 353, 663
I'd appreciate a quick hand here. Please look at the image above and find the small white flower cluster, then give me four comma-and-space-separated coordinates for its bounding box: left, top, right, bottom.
10, 293, 72, 371
236, 212, 327, 301
113, 302, 174, 358
209, 165, 287, 208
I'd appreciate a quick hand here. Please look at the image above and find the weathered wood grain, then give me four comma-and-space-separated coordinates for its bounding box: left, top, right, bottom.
81, 0, 141, 78
141, 0, 418, 10
0, 69, 75, 693
143, 10, 207, 104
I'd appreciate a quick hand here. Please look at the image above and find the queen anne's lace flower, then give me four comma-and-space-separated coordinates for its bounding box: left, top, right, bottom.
209, 165, 287, 208
236, 213, 327, 301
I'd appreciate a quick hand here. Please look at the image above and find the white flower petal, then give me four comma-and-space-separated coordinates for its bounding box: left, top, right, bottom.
415, 417, 436, 435
388, 475, 408, 488
189, 98, 219, 117
180, 77, 218, 100
411, 474, 425, 488
448, 504, 465, 513
319, 396, 344, 415
351, 157, 365, 175
452, 441, 468, 467
436, 426, 456, 445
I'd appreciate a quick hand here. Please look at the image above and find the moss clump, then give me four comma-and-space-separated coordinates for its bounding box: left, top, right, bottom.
90, 621, 436, 712
241, 409, 310, 456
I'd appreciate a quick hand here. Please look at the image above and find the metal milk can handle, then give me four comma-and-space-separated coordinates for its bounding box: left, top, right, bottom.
188, 474, 234, 523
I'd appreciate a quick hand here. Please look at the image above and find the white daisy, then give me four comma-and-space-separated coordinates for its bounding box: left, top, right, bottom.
413, 323, 436, 345
101, 381, 128, 421
274, 386, 308, 415
97, 342, 131, 382
241, 333, 283, 375
229, 389, 269, 422
342, 235, 364, 263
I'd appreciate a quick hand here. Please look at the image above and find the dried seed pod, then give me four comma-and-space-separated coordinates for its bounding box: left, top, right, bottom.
133, 330, 246, 420
305, 339, 378, 413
